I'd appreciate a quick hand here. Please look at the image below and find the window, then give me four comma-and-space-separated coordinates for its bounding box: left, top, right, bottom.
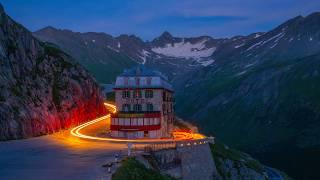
122, 104, 131, 112
145, 90, 153, 98
133, 90, 142, 98
146, 103, 153, 111
138, 118, 143, 126
125, 118, 130, 126
150, 118, 155, 125
132, 118, 137, 126
146, 77, 152, 85
133, 104, 142, 112
135, 77, 140, 86
122, 90, 130, 98
144, 118, 149, 125
119, 118, 124, 125
124, 77, 129, 85
154, 118, 159, 125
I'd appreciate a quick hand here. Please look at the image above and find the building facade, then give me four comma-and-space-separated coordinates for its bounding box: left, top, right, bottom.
110, 66, 174, 139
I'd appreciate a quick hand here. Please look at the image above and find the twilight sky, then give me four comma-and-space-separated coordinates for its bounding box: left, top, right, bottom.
1, 0, 320, 40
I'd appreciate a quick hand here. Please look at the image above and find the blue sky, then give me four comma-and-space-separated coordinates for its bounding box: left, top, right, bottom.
1, 0, 320, 40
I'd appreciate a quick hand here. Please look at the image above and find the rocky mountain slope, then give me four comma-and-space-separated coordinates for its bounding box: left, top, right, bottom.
33, 11, 320, 179
0, 5, 106, 140
34, 27, 263, 82
174, 12, 320, 179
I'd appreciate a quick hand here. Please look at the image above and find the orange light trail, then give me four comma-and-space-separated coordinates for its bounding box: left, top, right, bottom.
70, 102, 206, 143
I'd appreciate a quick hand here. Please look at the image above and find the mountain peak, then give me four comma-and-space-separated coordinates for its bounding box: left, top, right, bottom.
43, 26, 57, 30
159, 31, 173, 39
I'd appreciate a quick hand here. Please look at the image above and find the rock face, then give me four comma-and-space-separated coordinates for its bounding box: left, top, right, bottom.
141, 143, 218, 180
209, 143, 268, 180
0, 5, 106, 140
216, 158, 266, 180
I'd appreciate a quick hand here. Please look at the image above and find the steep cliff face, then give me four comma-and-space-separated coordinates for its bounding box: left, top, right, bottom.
0, 5, 106, 140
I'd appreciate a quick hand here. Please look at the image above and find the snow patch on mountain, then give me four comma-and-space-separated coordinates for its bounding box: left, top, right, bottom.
139, 50, 151, 64
151, 40, 216, 59
263, 32, 285, 45
247, 32, 285, 51
199, 59, 215, 67
107, 45, 120, 52
247, 41, 263, 51
254, 34, 262, 38
235, 43, 245, 48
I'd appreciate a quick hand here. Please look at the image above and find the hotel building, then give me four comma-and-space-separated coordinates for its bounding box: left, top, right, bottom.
110, 66, 174, 138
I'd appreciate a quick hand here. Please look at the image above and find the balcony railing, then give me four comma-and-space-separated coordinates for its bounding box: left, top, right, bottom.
111, 111, 161, 118
110, 124, 161, 131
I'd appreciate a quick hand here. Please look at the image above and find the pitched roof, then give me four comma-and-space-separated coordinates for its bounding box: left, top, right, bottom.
121, 65, 168, 81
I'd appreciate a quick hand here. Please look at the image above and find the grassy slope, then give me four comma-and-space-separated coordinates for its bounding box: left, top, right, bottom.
112, 157, 175, 180
74, 49, 136, 84
177, 53, 320, 179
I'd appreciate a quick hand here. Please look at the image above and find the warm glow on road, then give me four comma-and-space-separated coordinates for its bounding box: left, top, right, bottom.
70, 102, 206, 143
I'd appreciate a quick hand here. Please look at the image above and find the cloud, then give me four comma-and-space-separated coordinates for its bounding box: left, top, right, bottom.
1, 0, 320, 40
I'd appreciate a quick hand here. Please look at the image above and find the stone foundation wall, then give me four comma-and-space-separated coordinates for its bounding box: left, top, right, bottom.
149, 143, 218, 180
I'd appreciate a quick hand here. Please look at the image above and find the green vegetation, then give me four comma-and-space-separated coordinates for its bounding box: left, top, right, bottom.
112, 157, 175, 180
209, 142, 264, 178
78, 48, 136, 84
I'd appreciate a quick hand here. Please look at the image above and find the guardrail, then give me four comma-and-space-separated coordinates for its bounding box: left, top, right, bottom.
131, 136, 214, 153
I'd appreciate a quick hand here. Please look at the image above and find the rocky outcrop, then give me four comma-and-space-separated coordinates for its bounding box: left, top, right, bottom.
210, 143, 269, 180
0, 5, 106, 140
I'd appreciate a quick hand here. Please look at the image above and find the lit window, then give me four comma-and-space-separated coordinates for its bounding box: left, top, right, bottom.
154, 118, 159, 125
119, 118, 124, 125
144, 118, 149, 125
125, 118, 130, 126
132, 118, 137, 126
